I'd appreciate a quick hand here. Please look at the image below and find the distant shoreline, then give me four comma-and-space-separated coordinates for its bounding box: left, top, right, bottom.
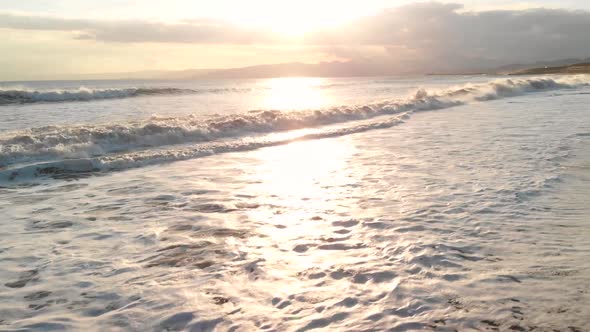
426, 73, 487, 76
509, 62, 590, 75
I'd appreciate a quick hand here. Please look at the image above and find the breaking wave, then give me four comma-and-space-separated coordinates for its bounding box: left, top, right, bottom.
1, 76, 588, 182
0, 86, 255, 105
0, 115, 411, 181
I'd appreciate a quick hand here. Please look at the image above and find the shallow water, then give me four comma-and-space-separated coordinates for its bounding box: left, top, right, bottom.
0, 76, 589, 331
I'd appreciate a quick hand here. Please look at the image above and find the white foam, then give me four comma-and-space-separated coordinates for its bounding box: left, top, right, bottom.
0, 86, 257, 105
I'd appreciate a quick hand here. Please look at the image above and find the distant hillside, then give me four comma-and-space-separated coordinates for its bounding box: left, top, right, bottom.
25, 57, 590, 81
492, 58, 590, 74
165, 61, 438, 79
181, 62, 363, 79
510, 62, 590, 75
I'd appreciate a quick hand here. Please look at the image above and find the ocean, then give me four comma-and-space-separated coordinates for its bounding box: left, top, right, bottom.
0, 75, 589, 331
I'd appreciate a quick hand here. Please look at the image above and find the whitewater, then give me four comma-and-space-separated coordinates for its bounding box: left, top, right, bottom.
0, 75, 589, 331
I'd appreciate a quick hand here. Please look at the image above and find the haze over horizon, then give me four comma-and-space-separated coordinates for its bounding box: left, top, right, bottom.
2, 0, 590, 80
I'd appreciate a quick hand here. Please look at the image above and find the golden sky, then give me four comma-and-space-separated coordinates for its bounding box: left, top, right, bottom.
1, 0, 590, 80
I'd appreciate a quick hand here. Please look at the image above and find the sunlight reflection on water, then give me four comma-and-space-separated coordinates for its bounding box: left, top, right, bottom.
262, 77, 329, 110
238, 139, 358, 288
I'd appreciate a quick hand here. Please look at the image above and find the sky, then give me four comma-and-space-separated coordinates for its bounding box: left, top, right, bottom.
2, 0, 590, 80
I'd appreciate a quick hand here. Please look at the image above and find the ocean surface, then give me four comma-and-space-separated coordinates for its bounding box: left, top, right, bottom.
0, 75, 589, 331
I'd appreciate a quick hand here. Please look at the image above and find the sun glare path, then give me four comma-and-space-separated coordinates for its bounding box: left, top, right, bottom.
262, 77, 329, 111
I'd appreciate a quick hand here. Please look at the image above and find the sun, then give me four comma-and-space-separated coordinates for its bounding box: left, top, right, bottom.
215, 0, 377, 38
247, 5, 323, 38
266, 17, 312, 38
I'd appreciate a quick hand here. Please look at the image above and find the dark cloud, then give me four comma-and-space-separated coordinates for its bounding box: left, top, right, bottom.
311, 2, 590, 67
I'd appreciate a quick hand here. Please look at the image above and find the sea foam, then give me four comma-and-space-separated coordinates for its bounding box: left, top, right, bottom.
0, 86, 256, 105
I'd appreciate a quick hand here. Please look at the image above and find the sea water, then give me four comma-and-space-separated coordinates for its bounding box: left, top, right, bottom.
0, 75, 589, 331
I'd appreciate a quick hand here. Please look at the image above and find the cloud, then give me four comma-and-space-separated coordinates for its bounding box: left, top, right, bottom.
0, 13, 280, 44
311, 2, 590, 67
2, 2, 590, 72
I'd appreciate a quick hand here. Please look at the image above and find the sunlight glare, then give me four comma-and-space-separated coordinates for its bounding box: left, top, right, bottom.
237, 138, 356, 292
197, 0, 394, 37
262, 77, 329, 110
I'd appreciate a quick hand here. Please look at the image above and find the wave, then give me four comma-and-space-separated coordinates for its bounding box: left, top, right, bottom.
0, 86, 255, 105
0, 93, 456, 167
1, 76, 588, 182
0, 115, 411, 182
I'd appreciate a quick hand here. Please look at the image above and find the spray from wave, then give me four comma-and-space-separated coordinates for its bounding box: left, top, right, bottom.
0, 76, 588, 182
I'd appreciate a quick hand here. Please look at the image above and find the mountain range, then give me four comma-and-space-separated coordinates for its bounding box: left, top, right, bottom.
32, 57, 590, 81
